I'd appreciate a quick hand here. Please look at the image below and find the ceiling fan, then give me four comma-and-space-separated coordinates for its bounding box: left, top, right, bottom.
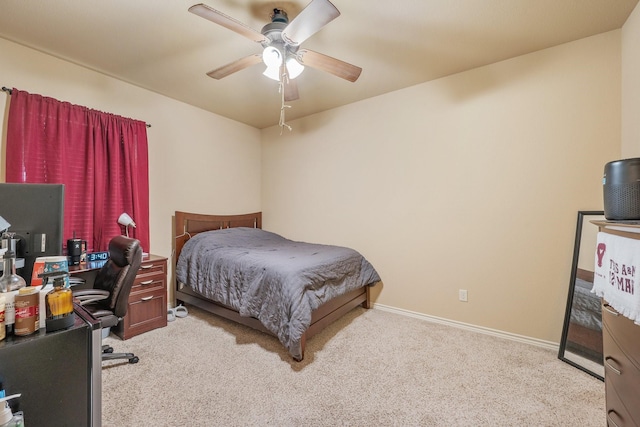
189, 0, 362, 102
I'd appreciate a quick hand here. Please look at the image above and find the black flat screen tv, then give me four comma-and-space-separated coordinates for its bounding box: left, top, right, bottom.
0, 183, 65, 284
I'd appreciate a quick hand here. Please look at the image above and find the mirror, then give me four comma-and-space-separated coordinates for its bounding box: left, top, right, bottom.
558, 211, 605, 380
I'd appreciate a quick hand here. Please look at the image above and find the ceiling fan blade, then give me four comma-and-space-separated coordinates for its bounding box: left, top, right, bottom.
297, 49, 362, 82
189, 3, 268, 43
206, 54, 263, 79
281, 0, 340, 46
283, 78, 299, 102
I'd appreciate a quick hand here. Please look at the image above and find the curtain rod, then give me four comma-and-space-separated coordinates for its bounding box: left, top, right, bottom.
2, 86, 151, 128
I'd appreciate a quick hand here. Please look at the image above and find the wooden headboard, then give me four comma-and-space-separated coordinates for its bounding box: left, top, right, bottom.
575, 268, 594, 283
174, 211, 262, 266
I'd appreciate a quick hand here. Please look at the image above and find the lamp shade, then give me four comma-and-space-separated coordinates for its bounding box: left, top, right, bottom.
262, 46, 283, 81
286, 57, 304, 79
0, 215, 10, 232
262, 46, 282, 68
262, 65, 281, 81
117, 213, 136, 228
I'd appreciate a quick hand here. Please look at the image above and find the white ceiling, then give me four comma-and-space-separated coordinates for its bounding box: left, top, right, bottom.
0, 0, 637, 129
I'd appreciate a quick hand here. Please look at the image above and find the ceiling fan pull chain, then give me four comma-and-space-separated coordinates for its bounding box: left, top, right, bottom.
278, 75, 293, 134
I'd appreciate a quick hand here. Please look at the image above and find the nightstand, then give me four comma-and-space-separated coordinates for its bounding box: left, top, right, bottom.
114, 254, 168, 339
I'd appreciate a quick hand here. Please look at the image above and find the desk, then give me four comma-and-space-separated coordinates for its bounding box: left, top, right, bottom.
69, 254, 168, 339
69, 260, 107, 273
68, 260, 107, 289
0, 304, 102, 427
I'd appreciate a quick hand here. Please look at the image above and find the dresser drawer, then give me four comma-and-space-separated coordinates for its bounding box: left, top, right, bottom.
603, 324, 640, 421
602, 302, 640, 367
605, 378, 634, 427
116, 286, 166, 339
131, 272, 165, 295
137, 257, 167, 278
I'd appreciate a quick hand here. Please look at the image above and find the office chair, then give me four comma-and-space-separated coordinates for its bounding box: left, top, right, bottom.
74, 235, 143, 364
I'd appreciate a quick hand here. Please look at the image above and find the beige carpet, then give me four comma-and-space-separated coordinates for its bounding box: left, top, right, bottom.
102, 306, 604, 426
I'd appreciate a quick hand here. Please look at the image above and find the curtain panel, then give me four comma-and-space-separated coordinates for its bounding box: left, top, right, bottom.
5, 88, 150, 253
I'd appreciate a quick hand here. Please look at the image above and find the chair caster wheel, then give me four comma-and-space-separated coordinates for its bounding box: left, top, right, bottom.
129, 356, 139, 364
104, 346, 114, 354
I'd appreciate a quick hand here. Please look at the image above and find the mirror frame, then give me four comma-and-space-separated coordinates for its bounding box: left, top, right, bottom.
558, 210, 605, 381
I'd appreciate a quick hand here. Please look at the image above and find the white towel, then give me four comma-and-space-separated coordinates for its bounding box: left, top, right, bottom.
592, 231, 640, 322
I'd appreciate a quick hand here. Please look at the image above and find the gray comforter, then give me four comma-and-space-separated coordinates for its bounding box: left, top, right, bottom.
175, 227, 381, 359
571, 278, 602, 331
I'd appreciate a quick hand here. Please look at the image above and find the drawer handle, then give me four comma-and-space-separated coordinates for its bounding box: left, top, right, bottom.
603, 304, 619, 316
607, 410, 622, 427
140, 264, 154, 270
140, 280, 154, 285
140, 296, 153, 302
605, 357, 621, 376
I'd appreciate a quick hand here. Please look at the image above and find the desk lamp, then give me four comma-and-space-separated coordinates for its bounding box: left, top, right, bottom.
117, 213, 136, 237
1, 215, 15, 253
0, 216, 9, 234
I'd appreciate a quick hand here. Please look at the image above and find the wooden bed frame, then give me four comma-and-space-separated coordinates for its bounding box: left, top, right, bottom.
173, 210, 374, 360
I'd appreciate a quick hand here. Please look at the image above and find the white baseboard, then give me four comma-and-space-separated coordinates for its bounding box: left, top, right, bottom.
372, 303, 559, 352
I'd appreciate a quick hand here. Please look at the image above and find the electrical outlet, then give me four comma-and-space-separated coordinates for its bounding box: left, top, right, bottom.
459, 289, 468, 302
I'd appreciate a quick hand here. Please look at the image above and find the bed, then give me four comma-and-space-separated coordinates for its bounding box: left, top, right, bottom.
173, 211, 381, 361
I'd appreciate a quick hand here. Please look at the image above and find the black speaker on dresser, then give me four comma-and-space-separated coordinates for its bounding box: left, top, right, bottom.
603, 158, 640, 220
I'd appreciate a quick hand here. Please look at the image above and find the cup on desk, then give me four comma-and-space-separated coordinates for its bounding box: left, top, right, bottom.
14, 287, 39, 336
67, 238, 87, 266
31, 256, 69, 287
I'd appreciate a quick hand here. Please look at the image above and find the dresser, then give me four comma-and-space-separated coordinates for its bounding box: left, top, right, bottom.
114, 254, 168, 339
592, 221, 640, 426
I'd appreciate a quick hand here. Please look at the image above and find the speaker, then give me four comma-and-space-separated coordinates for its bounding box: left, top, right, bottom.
603, 158, 640, 220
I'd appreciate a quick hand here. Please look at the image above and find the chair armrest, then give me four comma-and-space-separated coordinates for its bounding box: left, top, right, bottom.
73, 289, 110, 306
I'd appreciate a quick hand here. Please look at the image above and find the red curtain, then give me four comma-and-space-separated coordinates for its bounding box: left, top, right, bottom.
5, 88, 150, 253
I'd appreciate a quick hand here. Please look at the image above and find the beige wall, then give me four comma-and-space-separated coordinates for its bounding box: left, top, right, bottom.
0, 38, 262, 276
0, 18, 632, 344
261, 31, 622, 343
622, 2, 640, 156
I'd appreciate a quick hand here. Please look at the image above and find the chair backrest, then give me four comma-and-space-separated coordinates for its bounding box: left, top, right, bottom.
92, 235, 143, 318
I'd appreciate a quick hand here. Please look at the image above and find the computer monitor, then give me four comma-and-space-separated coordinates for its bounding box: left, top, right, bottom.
0, 183, 65, 284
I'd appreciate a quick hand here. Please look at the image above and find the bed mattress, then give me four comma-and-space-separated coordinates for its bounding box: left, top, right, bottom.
175, 227, 381, 359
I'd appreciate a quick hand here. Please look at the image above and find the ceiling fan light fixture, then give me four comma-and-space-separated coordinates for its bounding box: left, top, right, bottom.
262, 46, 283, 81
190, 0, 360, 132
286, 57, 304, 79
262, 46, 282, 68
263, 65, 281, 81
